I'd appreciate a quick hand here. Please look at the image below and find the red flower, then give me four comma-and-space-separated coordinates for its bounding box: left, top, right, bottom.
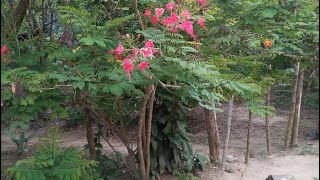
115, 43, 124, 54
138, 61, 149, 72
166, 2, 175, 11
182, 20, 194, 35
170, 24, 181, 33
182, 20, 197, 40
197, 17, 206, 29
162, 17, 171, 27
144, 9, 152, 17
1, 45, 8, 56
198, 0, 206, 7
151, 15, 159, 24
108, 49, 116, 54
115, 54, 122, 60
131, 48, 139, 59
123, 59, 134, 79
140, 47, 153, 58
145, 40, 155, 51
155, 8, 165, 17
181, 10, 192, 20
169, 13, 179, 24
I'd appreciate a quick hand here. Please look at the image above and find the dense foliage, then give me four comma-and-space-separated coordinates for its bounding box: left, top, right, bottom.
7, 128, 97, 180
1, 0, 318, 179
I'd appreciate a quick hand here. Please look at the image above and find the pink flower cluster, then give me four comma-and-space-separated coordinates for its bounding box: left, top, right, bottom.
1, 45, 8, 56
144, 1, 206, 40
109, 40, 157, 80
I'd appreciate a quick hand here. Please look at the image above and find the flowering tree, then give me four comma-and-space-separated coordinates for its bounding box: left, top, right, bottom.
2, 0, 317, 179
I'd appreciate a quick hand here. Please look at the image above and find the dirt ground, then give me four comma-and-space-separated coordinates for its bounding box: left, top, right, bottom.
1, 105, 319, 180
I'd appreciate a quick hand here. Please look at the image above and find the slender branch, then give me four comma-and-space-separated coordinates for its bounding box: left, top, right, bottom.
137, 86, 152, 180
14, 0, 30, 31
145, 85, 156, 176
134, 0, 146, 31
101, 134, 117, 154
158, 80, 181, 89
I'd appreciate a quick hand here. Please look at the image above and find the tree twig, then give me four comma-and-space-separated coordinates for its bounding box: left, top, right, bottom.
134, 0, 146, 31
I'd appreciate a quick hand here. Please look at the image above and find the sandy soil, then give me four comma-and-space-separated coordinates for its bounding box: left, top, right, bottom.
1, 106, 319, 180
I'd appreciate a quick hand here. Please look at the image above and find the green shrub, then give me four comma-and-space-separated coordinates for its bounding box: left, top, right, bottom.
150, 91, 208, 176
7, 127, 97, 180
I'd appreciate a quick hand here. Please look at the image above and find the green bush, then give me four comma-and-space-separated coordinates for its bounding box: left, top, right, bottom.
150, 90, 208, 176
7, 127, 97, 180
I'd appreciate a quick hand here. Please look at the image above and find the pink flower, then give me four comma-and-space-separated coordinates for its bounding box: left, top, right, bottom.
140, 47, 153, 58
151, 15, 159, 24
162, 17, 171, 27
108, 49, 116, 55
182, 20, 197, 40
1, 45, 8, 56
169, 27, 179, 33
115, 43, 124, 54
144, 9, 152, 17
138, 61, 149, 71
169, 13, 179, 24
131, 48, 139, 59
115, 54, 122, 60
145, 40, 155, 51
198, 0, 206, 7
123, 59, 134, 79
166, 2, 175, 10
170, 24, 182, 32
181, 10, 192, 19
197, 17, 206, 29
155, 8, 165, 17
182, 20, 194, 35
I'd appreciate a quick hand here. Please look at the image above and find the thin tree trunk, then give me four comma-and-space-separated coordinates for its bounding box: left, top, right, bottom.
245, 110, 252, 164
49, 5, 54, 38
285, 62, 300, 149
145, 85, 156, 178
293, 1, 298, 16
14, 0, 30, 31
307, 70, 315, 90
221, 95, 235, 171
41, 0, 46, 32
204, 108, 220, 164
266, 64, 272, 156
291, 69, 304, 146
138, 86, 152, 180
142, 117, 146, 159
87, 106, 139, 178
134, 0, 146, 30
213, 110, 220, 160
85, 108, 96, 160
266, 90, 272, 155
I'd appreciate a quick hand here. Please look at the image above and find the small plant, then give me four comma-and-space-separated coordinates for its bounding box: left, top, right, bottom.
66, 106, 85, 127
5, 128, 34, 154
173, 170, 198, 180
7, 127, 97, 180
150, 94, 208, 175
91, 123, 125, 179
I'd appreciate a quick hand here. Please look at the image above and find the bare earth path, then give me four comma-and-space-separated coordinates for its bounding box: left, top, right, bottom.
1, 106, 319, 180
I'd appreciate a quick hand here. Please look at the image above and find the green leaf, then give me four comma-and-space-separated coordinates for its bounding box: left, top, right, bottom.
79, 37, 95, 46
94, 39, 106, 48
110, 85, 123, 96
151, 139, 158, 152
262, 8, 277, 18
72, 81, 85, 90
159, 153, 166, 174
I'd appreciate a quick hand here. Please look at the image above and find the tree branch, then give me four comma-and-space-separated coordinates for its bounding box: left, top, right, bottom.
14, 0, 30, 31
134, 0, 146, 31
